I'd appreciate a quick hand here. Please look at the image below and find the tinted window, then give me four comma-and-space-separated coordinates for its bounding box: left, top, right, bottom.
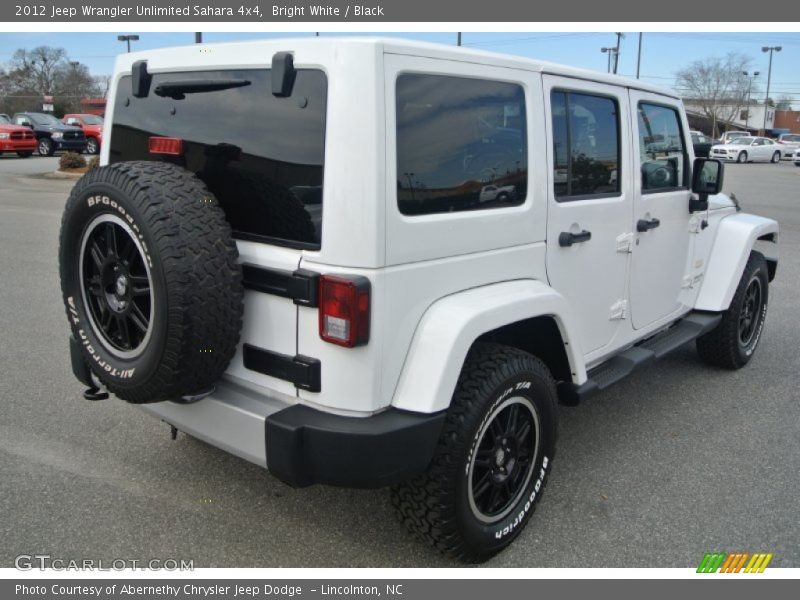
0, 115, 10, 124
396, 74, 527, 216
637, 103, 687, 192
111, 69, 327, 248
551, 91, 620, 199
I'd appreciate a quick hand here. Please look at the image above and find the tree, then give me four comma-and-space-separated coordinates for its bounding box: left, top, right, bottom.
10, 46, 67, 95
1, 45, 103, 116
676, 53, 753, 137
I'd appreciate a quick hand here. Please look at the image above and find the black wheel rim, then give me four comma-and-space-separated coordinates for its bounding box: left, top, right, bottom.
468, 397, 540, 523
79, 214, 153, 358
738, 276, 763, 347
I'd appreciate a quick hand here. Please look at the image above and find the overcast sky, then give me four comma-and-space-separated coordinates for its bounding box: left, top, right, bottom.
1, 31, 799, 104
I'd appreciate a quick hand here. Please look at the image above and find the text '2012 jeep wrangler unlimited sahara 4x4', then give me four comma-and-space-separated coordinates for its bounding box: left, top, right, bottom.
59, 38, 779, 562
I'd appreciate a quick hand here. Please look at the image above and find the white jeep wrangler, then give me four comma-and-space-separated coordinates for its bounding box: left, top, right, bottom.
59, 38, 779, 562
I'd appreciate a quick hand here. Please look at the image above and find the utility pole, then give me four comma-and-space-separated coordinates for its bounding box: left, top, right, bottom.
743, 71, 760, 132
195, 32, 202, 44
761, 46, 781, 136
457, 32, 462, 46
636, 33, 643, 79
613, 32, 623, 75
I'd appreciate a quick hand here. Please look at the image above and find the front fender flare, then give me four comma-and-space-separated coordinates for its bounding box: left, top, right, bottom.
391, 280, 586, 414
695, 213, 779, 312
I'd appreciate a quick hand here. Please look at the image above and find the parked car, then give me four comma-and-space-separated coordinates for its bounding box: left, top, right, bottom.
58, 38, 778, 563
479, 184, 516, 203
12, 112, 86, 156
62, 113, 104, 155
710, 136, 782, 163
794, 148, 800, 167
0, 113, 37, 157
776, 133, 800, 159
719, 130, 750, 144
690, 131, 715, 158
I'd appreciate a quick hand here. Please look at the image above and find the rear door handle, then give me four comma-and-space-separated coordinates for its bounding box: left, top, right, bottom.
636, 218, 661, 232
559, 230, 592, 247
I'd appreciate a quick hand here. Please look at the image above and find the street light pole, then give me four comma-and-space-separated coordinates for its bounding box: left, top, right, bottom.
601, 47, 612, 73
761, 46, 781, 135
117, 34, 140, 53
742, 70, 759, 132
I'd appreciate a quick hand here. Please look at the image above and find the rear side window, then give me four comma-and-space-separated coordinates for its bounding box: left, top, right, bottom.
396, 73, 527, 216
551, 91, 620, 200
111, 69, 327, 249
637, 103, 687, 192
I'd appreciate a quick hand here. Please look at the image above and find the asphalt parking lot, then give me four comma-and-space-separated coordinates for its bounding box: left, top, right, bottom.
0, 156, 798, 568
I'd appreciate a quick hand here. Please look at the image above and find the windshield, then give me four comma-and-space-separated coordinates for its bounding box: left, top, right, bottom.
81, 115, 104, 125
0, 115, 10, 124
30, 113, 61, 126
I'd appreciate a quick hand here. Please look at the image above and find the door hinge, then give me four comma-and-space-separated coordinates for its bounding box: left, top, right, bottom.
609, 299, 629, 321
616, 232, 634, 253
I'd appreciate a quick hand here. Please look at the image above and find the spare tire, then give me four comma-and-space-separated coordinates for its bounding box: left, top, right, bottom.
59, 161, 244, 403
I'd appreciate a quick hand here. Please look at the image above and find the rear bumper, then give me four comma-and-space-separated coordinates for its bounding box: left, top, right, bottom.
265, 404, 445, 488
70, 336, 444, 489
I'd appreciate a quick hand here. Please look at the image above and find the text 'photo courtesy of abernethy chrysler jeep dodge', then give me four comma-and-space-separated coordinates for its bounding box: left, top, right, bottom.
58, 38, 778, 563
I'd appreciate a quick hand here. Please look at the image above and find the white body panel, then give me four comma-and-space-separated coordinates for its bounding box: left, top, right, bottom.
98, 38, 777, 433
391, 280, 585, 414
695, 213, 779, 312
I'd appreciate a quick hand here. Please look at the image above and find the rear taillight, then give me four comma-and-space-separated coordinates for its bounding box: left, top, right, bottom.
319, 274, 370, 347
149, 136, 184, 156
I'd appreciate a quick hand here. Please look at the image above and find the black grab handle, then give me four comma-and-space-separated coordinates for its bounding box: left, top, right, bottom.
636, 218, 661, 232
559, 230, 592, 247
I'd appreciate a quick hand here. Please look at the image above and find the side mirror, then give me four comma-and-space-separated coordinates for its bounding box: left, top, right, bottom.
690, 158, 724, 213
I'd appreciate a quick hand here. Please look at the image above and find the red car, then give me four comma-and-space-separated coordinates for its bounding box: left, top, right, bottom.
0, 114, 37, 157
62, 113, 104, 154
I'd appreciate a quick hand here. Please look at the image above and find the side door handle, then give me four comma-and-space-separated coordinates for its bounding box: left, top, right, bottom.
559, 230, 592, 247
636, 218, 661, 232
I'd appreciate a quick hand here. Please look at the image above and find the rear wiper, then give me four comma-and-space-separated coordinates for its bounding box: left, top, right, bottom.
153, 79, 251, 100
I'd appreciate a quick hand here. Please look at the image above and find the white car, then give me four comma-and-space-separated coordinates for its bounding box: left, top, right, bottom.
58, 38, 778, 562
478, 184, 516, 203
710, 136, 782, 163
794, 147, 800, 167
777, 133, 800, 159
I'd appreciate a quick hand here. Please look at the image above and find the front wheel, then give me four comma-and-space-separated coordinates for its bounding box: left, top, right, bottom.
771, 151, 781, 163
737, 151, 748, 163
38, 138, 54, 156
86, 137, 99, 155
697, 252, 769, 369
392, 343, 558, 563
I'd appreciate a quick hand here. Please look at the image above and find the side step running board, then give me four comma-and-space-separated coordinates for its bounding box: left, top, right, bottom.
558, 311, 722, 405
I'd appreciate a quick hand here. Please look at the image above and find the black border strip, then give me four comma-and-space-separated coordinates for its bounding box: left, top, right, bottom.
243, 344, 321, 393
241, 264, 319, 307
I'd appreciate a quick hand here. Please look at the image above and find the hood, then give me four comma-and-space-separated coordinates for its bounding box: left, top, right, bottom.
0, 123, 31, 133
708, 193, 737, 212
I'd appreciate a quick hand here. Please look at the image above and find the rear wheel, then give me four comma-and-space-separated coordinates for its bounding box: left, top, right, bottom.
392, 343, 558, 563
696, 252, 769, 369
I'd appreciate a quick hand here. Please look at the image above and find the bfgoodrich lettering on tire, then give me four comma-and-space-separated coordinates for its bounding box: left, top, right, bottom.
59, 161, 244, 403
391, 343, 558, 563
